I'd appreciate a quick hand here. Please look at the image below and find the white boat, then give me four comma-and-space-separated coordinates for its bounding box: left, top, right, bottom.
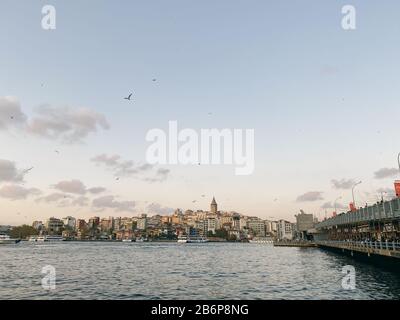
36, 235, 65, 242
122, 238, 134, 242
135, 237, 148, 242
177, 235, 188, 243
0, 234, 21, 244
28, 236, 38, 242
248, 237, 274, 244
177, 235, 208, 243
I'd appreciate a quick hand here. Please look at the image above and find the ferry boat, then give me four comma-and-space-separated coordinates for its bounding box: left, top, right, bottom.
177, 235, 208, 243
248, 237, 274, 244
0, 234, 21, 244
36, 235, 65, 242
135, 237, 148, 242
177, 235, 188, 243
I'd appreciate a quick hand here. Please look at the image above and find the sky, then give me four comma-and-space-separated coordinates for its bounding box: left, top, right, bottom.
1, 0, 400, 225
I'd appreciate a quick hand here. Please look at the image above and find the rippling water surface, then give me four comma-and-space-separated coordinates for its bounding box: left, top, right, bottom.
1, 242, 399, 299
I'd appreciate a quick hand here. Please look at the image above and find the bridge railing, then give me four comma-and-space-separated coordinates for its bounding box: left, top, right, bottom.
316, 198, 400, 229
316, 240, 400, 252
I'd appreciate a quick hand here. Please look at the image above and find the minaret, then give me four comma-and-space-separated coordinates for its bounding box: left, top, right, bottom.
210, 197, 218, 214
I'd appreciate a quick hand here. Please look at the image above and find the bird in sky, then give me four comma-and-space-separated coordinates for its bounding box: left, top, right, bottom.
10, 116, 14, 119
116, 177, 120, 181
201, 195, 205, 197
23, 167, 34, 174
152, 78, 157, 82
192, 200, 197, 203
124, 93, 133, 100
55, 150, 60, 154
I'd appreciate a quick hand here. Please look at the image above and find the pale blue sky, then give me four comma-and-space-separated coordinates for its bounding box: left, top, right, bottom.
1, 0, 400, 224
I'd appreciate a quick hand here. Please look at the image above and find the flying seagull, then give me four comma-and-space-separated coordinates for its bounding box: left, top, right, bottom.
55, 150, 60, 154
124, 93, 133, 100
152, 78, 157, 82
23, 167, 34, 174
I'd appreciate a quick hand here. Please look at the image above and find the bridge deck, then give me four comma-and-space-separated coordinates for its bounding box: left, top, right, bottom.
316, 240, 400, 259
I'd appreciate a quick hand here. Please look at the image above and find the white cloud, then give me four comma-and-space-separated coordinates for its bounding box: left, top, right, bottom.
0, 184, 41, 200
0, 159, 25, 182
296, 191, 324, 202
321, 201, 347, 210
146, 202, 174, 215
36, 193, 71, 203
27, 105, 109, 143
331, 179, 356, 190
53, 180, 87, 195
91, 153, 169, 182
92, 195, 136, 212
374, 168, 398, 179
0, 96, 27, 129
52, 179, 106, 195
0, 96, 109, 143
87, 187, 106, 194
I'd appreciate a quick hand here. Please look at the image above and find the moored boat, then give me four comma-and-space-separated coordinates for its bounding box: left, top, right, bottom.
36, 235, 65, 242
0, 234, 21, 244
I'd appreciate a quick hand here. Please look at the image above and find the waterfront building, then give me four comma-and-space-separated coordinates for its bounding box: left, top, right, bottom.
295, 210, 315, 239
277, 220, 293, 240
0, 225, 12, 233
137, 214, 147, 230
75, 219, 87, 231
32, 221, 43, 230
88, 217, 100, 230
161, 216, 171, 224
63, 216, 76, 230
207, 218, 217, 234
45, 217, 64, 234
100, 217, 114, 232
247, 219, 266, 237
232, 213, 240, 230
113, 217, 121, 231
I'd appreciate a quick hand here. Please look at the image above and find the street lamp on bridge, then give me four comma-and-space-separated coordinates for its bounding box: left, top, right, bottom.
398, 152, 400, 174
351, 181, 362, 208
334, 196, 342, 215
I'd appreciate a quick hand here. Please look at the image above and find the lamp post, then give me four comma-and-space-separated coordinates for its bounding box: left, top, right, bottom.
398, 152, 400, 174
334, 196, 342, 215
352, 181, 362, 208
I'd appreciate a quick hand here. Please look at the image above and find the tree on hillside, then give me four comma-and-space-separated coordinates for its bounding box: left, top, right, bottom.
9, 225, 38, 239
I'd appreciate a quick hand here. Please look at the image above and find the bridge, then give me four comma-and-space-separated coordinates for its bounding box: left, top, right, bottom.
314, 197, 400, 260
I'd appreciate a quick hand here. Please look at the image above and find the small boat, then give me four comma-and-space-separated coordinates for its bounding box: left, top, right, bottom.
0, 234, 21, 244
135, 237, 148, 242
28, 236, 38, 242
187, 236, 208, 243
177, 235, 208, 243
36, 235, 65, 242
248, 237, 274, 244
177, 235, 188, 243
122, 238, 134, 242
